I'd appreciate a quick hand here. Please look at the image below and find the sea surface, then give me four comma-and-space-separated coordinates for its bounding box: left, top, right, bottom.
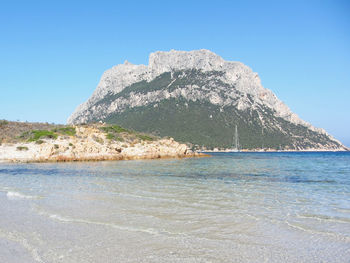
0, 152, 349, 263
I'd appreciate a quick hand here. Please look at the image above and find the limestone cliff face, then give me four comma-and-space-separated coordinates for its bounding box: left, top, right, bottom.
67, 50, 346, 150
69, 50, 299, 125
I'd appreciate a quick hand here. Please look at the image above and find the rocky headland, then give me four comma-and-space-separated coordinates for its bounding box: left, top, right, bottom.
0, 120, 201, 163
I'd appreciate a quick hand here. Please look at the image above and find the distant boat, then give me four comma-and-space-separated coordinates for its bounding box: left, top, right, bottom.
232, 125, 240, 152
261, 127, 265, 152
277, 144, 282, 152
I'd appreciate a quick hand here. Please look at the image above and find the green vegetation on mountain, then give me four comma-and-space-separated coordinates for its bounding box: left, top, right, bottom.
104, 98, 337, 150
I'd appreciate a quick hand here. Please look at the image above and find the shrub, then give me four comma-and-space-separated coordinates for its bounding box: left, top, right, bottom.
69, 143, 73, 146
106, 133, 115, 140
106, 133, 124, 142
137, 134, 154, 141
35, 139, 44, 144
23, 130, 58, 142
100, 125, 132, 134
16, 146, 28, 151
92, 135, 104, 144
0, 120, 9, 127
53, 127, 76, 136
54, 144, 59, 149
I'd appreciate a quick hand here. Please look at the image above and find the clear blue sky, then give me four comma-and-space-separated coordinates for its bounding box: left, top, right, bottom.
0, 0, 349, 146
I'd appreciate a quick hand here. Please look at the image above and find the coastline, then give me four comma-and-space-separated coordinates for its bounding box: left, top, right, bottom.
0, 141, 207, 163
1, 121, 346, 163
0, 149, 207, 163
0, 123, 208, 163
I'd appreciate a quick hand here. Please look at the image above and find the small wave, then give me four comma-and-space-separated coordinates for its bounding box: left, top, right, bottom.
335, 208, 350, 214
284, 220, 350, 243
37, 209, 169, 236
0, 228, 44, 263
6, 191, 37, 200
284, 176, 336, 184
0, 186, 11, 192
33, 207, 191, 238
298, 214, 350, 224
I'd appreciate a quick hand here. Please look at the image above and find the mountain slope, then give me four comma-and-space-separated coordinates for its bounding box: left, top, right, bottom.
68, 50, 346, 151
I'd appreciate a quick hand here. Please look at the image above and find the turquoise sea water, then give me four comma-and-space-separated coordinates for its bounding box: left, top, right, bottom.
0, 152, 349, 262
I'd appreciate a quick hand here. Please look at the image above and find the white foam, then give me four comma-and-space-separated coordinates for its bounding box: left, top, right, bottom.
50, 212, 159, 234
0, 228, 44, 263
6, 191, 36, 200
284, 220, 350, 243
35, 208, 185, 237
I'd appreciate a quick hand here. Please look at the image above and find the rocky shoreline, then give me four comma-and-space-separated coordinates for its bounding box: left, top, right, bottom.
0, 122, 206, 163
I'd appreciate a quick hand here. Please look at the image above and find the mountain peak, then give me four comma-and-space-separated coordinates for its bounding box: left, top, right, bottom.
148, 49, 240, 74
123, 60, 133, 65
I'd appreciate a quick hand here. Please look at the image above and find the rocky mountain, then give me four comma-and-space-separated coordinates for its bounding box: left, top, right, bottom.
68, 49, 347, 150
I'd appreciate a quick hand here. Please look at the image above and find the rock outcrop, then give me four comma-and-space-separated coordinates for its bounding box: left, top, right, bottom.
0, 123, 200, 163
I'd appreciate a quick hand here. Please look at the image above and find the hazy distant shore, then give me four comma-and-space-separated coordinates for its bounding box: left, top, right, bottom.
202, 149, 349, 153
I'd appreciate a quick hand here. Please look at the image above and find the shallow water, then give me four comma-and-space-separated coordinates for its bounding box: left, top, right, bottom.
0, 152, 349, 262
